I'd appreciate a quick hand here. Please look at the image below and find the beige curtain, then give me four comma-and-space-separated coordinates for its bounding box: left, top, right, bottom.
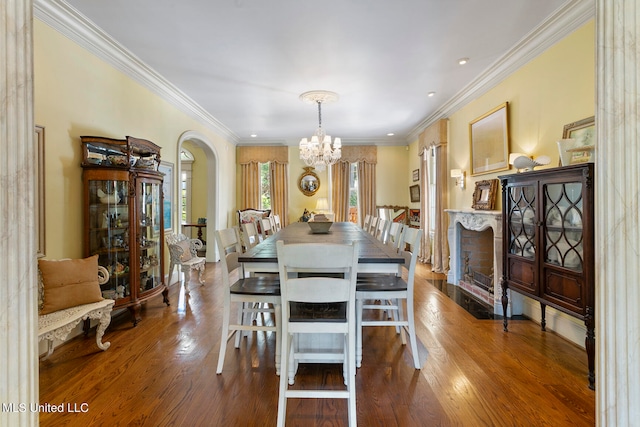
331, 162, 351, 222
269, 162, 289, 226
420, 143, 449, 273
240, 162, 260, 209
357, 161, 376, 227
238, 146, 289, 216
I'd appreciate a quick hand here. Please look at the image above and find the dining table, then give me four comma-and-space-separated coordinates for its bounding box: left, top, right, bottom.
238, 221, 404, 367
238, 221, 404, 274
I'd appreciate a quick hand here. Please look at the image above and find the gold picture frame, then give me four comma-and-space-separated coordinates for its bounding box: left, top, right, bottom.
559, 116, 595, 165
469, 102, 509, 176
472, 179, 499, 210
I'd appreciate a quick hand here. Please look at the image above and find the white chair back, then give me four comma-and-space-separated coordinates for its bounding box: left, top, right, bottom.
375, 218, 390, 243
261, 217, 274, 239
241, 221, 261, 250
275, 240, 359, 426
387, 222, 404, 251
368, 216, 379, 235
272, 214, 282, 232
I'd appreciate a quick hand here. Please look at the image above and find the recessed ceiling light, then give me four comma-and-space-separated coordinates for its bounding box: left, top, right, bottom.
250, 134, 257, 138
427, 91, 436, 97
458, 57, 469, 65
387, 133, 395, 137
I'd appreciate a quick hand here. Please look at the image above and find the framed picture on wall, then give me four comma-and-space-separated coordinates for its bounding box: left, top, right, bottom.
469, 102, 510, 175
409, 184, 420, 203
158, 161, 174, 231
412, 169, 419, 182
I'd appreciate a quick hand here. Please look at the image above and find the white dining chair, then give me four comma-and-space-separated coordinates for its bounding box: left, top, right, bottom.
368, 216, 379, 236
363, 214, 372, 231
241, 221, 262, 250
386, 222, 405, 252
272, 214, 282, 232
356, 227, 423, 369
275, 240, 359, 427
214, 227, 281, 375
261, 217, 274, 239
374, 218, 390, 243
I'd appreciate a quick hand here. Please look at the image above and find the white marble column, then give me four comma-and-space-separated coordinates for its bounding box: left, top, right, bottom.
596, 0, 640, 424
0, 0, 38, 426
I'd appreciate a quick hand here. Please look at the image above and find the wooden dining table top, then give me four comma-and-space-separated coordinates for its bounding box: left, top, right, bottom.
238, 221, 404, 266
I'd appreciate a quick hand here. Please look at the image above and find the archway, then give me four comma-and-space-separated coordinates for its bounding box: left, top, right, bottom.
176, 131, 220, 263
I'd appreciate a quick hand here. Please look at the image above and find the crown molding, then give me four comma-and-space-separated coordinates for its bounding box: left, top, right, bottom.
34, 0, 240, 144
407, 0, 595, 142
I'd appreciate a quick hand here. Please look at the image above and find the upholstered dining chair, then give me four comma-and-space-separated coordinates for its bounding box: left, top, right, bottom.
215, 227, 281, 375
275, 240, 359, 427
356, 227, 423, 369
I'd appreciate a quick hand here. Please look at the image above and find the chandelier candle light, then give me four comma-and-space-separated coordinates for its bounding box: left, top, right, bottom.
299, 90, 342, 171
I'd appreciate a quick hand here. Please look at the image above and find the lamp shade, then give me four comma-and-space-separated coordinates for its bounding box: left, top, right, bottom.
316, 197, 329, 211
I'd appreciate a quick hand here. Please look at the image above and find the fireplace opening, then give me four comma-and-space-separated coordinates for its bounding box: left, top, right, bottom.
458, 226, 495, 307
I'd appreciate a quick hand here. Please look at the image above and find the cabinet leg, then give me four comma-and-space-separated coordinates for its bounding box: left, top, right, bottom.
128, 304, 142, 327
540, 303, 546, 331
162, 286, 170, 306
501, 280, 509, 332
585, 306, 595, 390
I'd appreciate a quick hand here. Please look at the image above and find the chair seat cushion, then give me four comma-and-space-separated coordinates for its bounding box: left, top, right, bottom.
289, 302, 347, 322
230, 277, 280, 296
356, 275, 408, 292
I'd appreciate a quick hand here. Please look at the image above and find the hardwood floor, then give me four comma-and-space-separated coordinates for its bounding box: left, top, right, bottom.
39, 262, 595, 426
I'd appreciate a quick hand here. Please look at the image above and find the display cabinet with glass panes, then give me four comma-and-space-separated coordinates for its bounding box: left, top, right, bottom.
82, 135, 167, 326
499, 163, 595, 389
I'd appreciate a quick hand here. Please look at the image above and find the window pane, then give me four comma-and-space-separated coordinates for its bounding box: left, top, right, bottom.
260, 162, 271, 210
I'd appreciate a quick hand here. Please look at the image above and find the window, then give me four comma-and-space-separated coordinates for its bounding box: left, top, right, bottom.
259, 162, 271, 210
428, 149, 436, 233
180, 149, 194, 224
349, 163, 358, 223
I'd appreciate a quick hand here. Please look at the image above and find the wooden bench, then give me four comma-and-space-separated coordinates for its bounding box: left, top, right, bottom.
38, 265, 115, 359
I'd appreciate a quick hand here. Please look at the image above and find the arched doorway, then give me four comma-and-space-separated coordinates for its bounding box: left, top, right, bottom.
176, 131, 219, 263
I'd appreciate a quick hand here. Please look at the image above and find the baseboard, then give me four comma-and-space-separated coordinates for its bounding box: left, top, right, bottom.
521, 297, 586, 348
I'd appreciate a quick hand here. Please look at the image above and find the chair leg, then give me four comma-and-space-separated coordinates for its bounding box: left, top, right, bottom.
347, 326, 357, 427
276, 333, 291, 427
235, 303, 245, 348
274, 303, 282, 376
356, 297, 363, 368
216, 294, 232, 374
396, 299, 407, 345
406, 296, 421, 369
182, 267, 191, 294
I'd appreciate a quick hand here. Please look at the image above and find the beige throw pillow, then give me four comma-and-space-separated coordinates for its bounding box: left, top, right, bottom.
38, 255, 104, 315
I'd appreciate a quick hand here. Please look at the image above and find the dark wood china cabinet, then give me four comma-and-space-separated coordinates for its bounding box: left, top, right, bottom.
499, 163, 595, 389
81, 135, 169, 326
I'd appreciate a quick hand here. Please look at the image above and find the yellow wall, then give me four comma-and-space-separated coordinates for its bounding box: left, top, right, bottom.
182, 141, 208, 227
446, 21, 595, 210
34, 19, 237, 260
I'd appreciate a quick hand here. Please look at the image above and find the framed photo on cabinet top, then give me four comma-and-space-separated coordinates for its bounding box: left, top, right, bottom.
559, 116, 595, 165
469, 102, 509, 176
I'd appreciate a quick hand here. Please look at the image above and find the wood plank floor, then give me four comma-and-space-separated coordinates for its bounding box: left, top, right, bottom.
39, 262, 595, 426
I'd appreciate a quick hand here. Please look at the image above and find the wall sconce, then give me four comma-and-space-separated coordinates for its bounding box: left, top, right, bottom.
450, 169, 466, 189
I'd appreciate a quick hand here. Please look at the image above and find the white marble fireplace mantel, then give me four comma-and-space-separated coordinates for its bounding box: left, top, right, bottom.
445, 209, 520, 315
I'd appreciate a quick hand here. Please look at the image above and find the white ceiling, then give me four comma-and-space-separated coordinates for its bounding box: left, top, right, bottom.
52, 0, 591, 146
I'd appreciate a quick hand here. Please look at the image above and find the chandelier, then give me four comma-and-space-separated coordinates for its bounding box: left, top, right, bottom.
299, 90, 342, 172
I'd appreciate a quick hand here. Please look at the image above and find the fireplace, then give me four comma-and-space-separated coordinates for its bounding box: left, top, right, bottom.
445, 209, 521, 316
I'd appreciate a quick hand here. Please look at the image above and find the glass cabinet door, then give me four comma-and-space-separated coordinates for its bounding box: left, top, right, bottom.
138, 180, 162, 294
543, 182, 584, 271
87, 179, 131, 301
507, 184, 536, 259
